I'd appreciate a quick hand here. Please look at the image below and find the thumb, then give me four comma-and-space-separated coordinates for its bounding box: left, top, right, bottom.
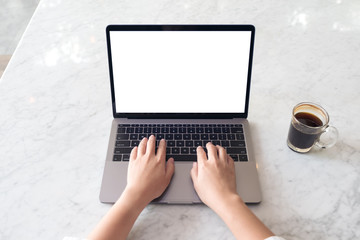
165, 158, 175, 182
190, 162, 198, 182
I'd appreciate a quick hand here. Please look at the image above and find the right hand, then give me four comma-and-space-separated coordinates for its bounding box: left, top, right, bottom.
190, 142, 238, 210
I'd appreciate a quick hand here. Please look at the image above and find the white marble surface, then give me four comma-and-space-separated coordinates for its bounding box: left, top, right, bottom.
0, 0, 359, 239
0, 0, 40, 54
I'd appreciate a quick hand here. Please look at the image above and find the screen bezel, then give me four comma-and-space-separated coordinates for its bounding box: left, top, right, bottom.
106, 24, 255, 119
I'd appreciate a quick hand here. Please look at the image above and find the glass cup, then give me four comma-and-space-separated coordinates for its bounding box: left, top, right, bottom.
287, 102, 338, 153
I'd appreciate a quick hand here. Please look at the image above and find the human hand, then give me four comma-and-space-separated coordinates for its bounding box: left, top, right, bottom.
190, 142, 238, 211
125, 135, 175, 204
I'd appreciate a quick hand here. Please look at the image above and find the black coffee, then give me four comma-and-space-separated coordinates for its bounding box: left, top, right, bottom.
288, 112, 323, 150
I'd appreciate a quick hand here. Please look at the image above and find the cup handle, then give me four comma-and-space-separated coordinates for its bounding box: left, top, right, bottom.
315, 126, 339, 149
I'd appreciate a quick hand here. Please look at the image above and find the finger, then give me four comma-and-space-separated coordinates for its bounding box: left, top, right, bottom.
228, 155, 235, 169
156, 138, 166, 161
138, 137, 148, 155
146, 135, 156, 156
206, 142, 218, 161
130, 146, 138, 161
196, 146, 207, 166
165, 158, 175, 183
190, 161, 198, 182
216, 145, 228, 164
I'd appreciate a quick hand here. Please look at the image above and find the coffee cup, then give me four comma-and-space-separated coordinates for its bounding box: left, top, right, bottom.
287, 102, 338, 153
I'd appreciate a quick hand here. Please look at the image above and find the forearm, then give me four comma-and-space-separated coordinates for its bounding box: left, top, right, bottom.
213, 194, 274, 240
88, 188, 149, 240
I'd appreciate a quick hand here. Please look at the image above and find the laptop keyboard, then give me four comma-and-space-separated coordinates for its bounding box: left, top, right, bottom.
113, 124, 248, 162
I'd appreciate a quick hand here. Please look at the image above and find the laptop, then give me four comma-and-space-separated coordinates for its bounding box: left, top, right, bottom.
99, 24, 262, 204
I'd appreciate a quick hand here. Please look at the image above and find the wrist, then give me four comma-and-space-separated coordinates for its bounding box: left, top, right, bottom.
119, 187, 151, 210
210, 193, 244, 217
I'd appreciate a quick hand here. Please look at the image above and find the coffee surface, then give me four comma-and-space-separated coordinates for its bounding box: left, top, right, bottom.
295, 112, 323, 127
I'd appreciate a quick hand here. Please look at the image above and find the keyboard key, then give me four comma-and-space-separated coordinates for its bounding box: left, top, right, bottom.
135, 127, 143, 133
117, 127, 126, 133
194, 141, 202, 147
196, 128, 204, 133
126, 128, 134, 133
239, 155, 248, 161
219, 134, 227, 140
168, 141, 175, 147
230, 154, 238, 161
221, 140, 230, 147
176, 141, 185, 147
192, 134, 200, 140
181, 147, 189, 154
212, 140, 221, 146
236, 134, 245, 140
231, 128, 243, 133
179, 128, 186, 133
123, 154, 130, 161
156, 134, 164, 140
185, 141, 193, 147
227, 148, 247, 155
172, 148, 180, 154
210, 134, 217, 140
161, 128, 169, 133
228, 134, 236, 140
170, 128, 178, 133
144, 127, 152, 133
165, 134, 173, 140
214, 128, 221, 133
139, 134, 148, 139
113, 155, 122, 161
130, 134, 138, 140
152, 127, 160, 133
222, 127, 230, 133
115, 141, 130, 147
174, 134, 182, 140
231, 141, 246, 147
167, 154, 197, 161
117, 134, 129, 140
190, 147, 197, 154
205, 128, 213, 133
183, 134, 191, 140
131, 141, 140, 147
188, 128, 195, 133
201, 134, 209, 140
115, 147, 132, 154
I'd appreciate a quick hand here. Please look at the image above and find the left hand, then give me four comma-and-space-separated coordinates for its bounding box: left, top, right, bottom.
125, 135, 175, 204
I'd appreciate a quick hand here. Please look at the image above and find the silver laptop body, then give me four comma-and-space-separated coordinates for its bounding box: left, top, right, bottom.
100, 25, 261, 204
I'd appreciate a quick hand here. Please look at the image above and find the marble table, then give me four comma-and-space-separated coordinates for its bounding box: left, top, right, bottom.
1, 0, 359, 239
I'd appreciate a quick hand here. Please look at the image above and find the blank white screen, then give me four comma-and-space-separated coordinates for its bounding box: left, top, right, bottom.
110, 31, 251, 113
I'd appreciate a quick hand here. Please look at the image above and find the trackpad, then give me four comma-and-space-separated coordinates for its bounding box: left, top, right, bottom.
155, 162, 201, 204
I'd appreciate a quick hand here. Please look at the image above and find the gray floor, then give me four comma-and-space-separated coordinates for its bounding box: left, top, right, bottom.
0, 0, 40, 55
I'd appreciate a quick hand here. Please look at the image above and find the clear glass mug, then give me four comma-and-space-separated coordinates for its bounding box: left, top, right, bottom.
287, 102, 338, 153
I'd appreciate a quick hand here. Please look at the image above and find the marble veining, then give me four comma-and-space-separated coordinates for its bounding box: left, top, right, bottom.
0, 0, 359, 239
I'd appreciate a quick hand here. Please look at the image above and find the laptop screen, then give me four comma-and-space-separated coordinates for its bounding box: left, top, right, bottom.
106, 25, 255, 118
